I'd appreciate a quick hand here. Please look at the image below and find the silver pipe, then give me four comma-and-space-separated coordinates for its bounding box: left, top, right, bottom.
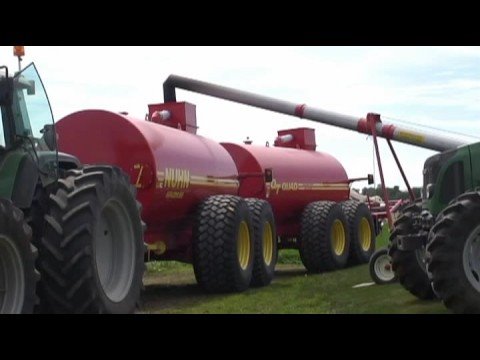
163, 75, 468, 152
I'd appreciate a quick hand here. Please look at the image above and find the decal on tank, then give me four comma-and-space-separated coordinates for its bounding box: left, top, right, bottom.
165, 168, 191, 189
269, 178, 349, 195
156, 169, 239, 192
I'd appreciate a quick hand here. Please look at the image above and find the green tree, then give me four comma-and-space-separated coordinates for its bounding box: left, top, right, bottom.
361, 185, 421, 200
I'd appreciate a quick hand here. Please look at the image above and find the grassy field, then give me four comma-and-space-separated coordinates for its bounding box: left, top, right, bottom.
140, 229, 449, 314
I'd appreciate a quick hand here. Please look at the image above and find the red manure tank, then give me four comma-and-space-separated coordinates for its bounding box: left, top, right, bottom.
222, 128, 350, 235
57, 99, 376, 292
57, 105, 239, 234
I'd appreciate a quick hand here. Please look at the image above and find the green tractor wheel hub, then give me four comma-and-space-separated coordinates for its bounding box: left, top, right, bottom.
415, 248, 428, 273
463, 224, 480, 292
0, 235, 25, 314
94, 198, 135, 303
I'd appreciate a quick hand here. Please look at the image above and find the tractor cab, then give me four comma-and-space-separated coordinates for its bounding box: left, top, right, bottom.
0, 63, 56, 151
0, 63, 77, 208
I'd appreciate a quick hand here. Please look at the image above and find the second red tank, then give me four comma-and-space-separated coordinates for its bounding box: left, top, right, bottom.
221, 127, 350, 237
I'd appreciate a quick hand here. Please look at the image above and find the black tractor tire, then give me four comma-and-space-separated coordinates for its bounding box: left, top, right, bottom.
0, 199, 39, 314
37, 165, 145, 314
427, 191, 480, 313
299, 201, 350, 273
245, 198, 277, 287
341, 200, 375, 265
193, 195, 254, 293
369, 248, 397, 285
389, 203, 435, 300
22, 184, 53, 313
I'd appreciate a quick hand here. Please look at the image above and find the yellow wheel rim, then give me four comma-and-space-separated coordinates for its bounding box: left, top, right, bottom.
237, 221, 251, 270
331, 219, 346, 256
359, 217, 372, 251
262, 222, 274, 266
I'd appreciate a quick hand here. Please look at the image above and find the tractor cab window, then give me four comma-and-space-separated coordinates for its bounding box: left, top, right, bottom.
12, 63, 55, 151
0, 68, 8, 148
0, 111, 5, 147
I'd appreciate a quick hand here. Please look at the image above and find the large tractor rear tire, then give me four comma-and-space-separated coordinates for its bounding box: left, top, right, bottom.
245, 199, 277, 287
37, 165, 145, 314
299, 201, 350, 273
0, 199, 39, 314
427, 191, 480, 313
193, 195, 254, 293
22, 184, 52, 313
389, 203, 435, 300
342, 200, 375, 265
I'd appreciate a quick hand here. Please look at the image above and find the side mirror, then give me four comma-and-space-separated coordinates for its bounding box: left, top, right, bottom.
368, 174, 374, 185
41, 124, 56, 151
0, 82, 9, 105
26, 80, 35, 95
0, 67, 12, 106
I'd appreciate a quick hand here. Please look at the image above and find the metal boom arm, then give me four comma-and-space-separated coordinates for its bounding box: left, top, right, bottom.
163, 75, 468, 152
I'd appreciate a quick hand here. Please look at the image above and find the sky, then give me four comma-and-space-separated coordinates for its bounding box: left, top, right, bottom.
1, 46, 479, 189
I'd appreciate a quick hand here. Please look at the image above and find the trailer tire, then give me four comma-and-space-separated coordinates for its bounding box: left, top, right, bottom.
193, 195, 254, 292
342, 200, 375, 265
299, 201, 350, 273
389, 203, 435, 300
37, 165, 145, 313
245, 199, 277, 287
427, 191, 480, 313
0, 199, 39, 314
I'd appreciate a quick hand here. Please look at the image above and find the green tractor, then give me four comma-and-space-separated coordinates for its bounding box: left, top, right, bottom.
0, 62, 145, 314
389, 144, 480, 313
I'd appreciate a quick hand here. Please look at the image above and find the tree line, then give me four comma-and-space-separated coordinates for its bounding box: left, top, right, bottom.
354, 185, 422, 200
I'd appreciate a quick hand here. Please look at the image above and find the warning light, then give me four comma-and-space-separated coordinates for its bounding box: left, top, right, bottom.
13, 46, 25, 57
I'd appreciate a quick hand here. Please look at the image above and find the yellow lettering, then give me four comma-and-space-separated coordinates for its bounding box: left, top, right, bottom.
270, 180, 300, 193
165, 191, 185, 199
164, 168, 191, 189
165, 168, 173, 188
280, 182, 299, 191
135, 165, 144, 188
184, 170, 190, 189
156, 171, 164, 189
270, 179, 281, 195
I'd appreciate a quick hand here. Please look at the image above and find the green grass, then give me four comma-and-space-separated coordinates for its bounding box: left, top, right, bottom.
141, 225, 448, 314
376, 224, 391, 248
141, 235, 447, 314
146, 260, 191, 273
